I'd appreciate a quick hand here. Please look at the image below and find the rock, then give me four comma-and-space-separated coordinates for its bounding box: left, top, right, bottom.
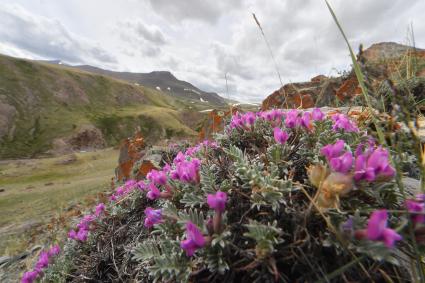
262, 42, 425, 110
115, 132, 146, 181
402, 177, 421, 196
68, 124, 106, 150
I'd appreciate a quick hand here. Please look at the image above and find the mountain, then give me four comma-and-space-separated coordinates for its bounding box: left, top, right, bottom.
48, 64, 227, 106
262, 42, 425, 110
0, 54, 212, 159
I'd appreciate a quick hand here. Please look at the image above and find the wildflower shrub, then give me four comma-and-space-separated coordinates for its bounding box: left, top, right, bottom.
41, 108, 424, 282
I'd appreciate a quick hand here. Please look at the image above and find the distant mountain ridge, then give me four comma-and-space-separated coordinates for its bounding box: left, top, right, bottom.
39, 61, 226, 106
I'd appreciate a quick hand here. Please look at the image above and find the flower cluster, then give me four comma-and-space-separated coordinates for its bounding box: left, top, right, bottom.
355, 209, 402, 248
229, 108, 329, 133
229, 111, 258, 129
331, 113, 359, 132
109, 179, 139, 201
320, 140, 395, 181
21, 245, 61, 283
68, 202, 106, 242
170, 156, 201, 184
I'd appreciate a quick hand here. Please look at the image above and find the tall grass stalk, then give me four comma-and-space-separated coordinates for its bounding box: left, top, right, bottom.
325, 1, 425, 281
252, 13, 289, 108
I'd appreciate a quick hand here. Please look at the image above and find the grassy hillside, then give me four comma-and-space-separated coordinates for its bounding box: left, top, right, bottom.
0, 54, 210, 159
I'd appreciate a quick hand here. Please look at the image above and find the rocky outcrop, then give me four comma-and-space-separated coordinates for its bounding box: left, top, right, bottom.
68, 125, 106, 150
262, 76, 342, 110
262, 42, 425, 110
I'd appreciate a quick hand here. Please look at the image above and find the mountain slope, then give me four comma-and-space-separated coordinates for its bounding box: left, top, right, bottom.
0, 54, 205, 159
65, 65, 226, 106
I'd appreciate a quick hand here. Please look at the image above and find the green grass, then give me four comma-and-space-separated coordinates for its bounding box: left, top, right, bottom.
0, 148, 118, 254
0, 54, 214, 159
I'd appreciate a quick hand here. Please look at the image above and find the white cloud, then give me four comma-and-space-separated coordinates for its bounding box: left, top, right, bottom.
0, 0, 424, 103
0, 3, 117, 66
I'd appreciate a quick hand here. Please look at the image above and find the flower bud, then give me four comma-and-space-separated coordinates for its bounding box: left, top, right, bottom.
307, 164, 329, 188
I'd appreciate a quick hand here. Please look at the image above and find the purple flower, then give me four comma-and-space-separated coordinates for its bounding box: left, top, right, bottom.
320, 140, 345, 160
353, 154, 376, 182
329, 151, 353, 173
137, 181, 148, 191
331, 114, 359, 132
68, 229, 77, 240
147, 169, 167, 185
285, 109, 300, 128
312, 108, 325, 121
243, 112, 256, 126
173, 152, 186, 164
180, 221, 206, 256
273, 127, 289, 144
144, 207, 162, 228
125, 179, 137, 186
172, 158, 201, 183
95, 203, 105, 217
366, 209, 402, 248
76, 228, 88, 242
147, 183, 161, 200
300, 112, 312, 129
21, 270, 39, 283
406, 199, 425, 225
48, 245, 60, 257
354, 147, 395, 182
35, 251, 49, 269
207, 191, 227, 212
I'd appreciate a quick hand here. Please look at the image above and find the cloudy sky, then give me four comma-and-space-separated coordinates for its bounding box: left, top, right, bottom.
1, 0, 424, 103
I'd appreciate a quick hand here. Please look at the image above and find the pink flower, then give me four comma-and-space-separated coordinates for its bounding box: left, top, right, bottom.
95, 203, 105, 217
68, 229, 77, 240
125, 179, 137, 187
144, 207, 162, 228
162, 163, 171, 173
365, 209, 402, 248
173, 152, 186, 164
285, 109, 300, 128
273, 127, 289, 144
21, 270, 39, 283
172, 158, 201, 183
354, 147, 395, 182
35, 251, 49, 269
76, 228, 88, 242
48, 245, 60, 257
406, 199, 425, 225
147, 183, 161, 200
312, 108, 325, 121
353, 154, 376, 181
243, 112, 256, 126
320, 140, 345, 160
329, 151, 353, 173
300, 112, 312, 129
180, 221, 206, 256
137, 181, 148, 191
207, 191, 227, 212
147, 169, 167, 185
331, 114, 359, 132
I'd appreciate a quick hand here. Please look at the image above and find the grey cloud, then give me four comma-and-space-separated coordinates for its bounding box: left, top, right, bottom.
120, 21, 166, 45
0, 4, 117, 64
147, 0, 242, 23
